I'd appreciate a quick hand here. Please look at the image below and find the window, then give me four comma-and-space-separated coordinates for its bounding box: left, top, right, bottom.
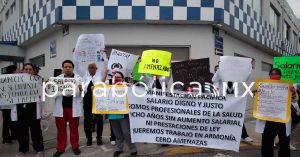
261, 62, 273, 72
246, 0, 261, 16
270, 5, 279, 33
283, 21, 291, 41
293, 32, 298, 49
5, 10, 9, 20
10, 1, 16, 14
30, 54, 45, 67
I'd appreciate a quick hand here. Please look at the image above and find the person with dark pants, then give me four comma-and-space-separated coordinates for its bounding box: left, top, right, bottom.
12, 63, 44, 157
109, 120, 116, 145
16, 102, 44, 156
53, 60, 83, 157
1, 109, 17, 144
84, 78, 103, 146
262, 122, 290, 157
255, 68, 298, 157
1, 65, 19, 144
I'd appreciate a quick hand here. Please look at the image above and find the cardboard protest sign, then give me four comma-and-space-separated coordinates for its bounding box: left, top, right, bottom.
171, 58, 211, 90
128, 88, 247, 152
0, 74, 43, 105
253, 80, 292, 123
219, 56, 252, 82
274, 56, 300, 83
47, 77, 81, 97
138, 50, 172, 76
108, 49, 139, 77
92, 85, 128, 114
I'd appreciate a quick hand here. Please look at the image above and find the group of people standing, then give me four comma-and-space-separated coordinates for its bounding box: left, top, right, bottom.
1, 53, 300, 157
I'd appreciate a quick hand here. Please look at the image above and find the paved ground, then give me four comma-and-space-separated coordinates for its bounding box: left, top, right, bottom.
0, 97, 300, 157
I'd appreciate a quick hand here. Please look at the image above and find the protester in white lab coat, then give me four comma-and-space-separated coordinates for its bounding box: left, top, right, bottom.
255, 68, 298, 157
11, 63, 44, 157
53, 60, 83, 157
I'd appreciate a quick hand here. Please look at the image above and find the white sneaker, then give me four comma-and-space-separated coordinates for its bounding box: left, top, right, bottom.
241, 137, 253, 142
35, 151, 45, 157
16, 152, 24, 157
290, 144, 297, 151
110, 141, 116, 146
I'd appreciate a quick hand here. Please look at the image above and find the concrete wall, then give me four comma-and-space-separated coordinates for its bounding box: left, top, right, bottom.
0, 44, 24, 56
24, 24, 216, 79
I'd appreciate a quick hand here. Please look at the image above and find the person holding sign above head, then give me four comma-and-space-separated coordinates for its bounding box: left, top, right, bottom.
12, 63, 45, 157
74, 48, 115, 146
53, 60, 83, 157
108, 71, 137, 157
255, 68, 299, 157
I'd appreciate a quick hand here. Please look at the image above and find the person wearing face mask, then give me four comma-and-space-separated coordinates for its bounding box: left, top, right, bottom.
108, 71, 137, 157
11, 63, 44, 157
255, 68, 298, 157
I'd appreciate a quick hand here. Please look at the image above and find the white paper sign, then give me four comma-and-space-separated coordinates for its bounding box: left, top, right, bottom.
74, 34, 105, 63
219, 56, 252, 82
128, 88, 247, 152
108, 49, 139, 77
0, 74, 43, 105
253, 80, 292, 123
47, 77, 81, 97
93, 85, 128, 114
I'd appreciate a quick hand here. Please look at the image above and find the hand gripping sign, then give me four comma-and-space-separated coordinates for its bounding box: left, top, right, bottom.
253, 80, 293, 123
138, 50, 172, 77
92, 85, 129, 114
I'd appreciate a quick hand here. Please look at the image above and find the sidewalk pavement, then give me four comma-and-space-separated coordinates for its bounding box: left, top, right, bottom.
0, 97, 300, 157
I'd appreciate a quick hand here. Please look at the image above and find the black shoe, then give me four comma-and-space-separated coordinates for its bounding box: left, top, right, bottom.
113, 151, 123, 157
97, 140, 103, 145
161, 144, 169, 147
86, 138, 92, 146
53, 151, 64, 157
73, 148, 81, 155
131, 152, 138, 157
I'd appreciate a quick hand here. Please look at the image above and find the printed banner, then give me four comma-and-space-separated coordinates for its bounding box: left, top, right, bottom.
108, 49, 139, 78
171, 58, 211, 90
253, 80, 292, 123
219, 56, 252, 82
73, 34, 105, 63
274, 56, 300, 83
128, 88, 247, 152
47, 77, 81, 97
92, 85, 128, 114
0, 74, 43, 105
138, 50, 172, 76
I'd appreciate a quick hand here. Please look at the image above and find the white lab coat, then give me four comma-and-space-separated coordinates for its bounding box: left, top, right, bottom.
10, 102, 43, 121
52, 74, 83, 118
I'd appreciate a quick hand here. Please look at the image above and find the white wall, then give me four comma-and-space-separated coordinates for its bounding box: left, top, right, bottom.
221, 30, 274, 81
25, 24, 216, 79
2, 0, 21, 38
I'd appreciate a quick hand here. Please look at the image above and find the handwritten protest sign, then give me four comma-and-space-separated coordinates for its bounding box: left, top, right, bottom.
171, 58, 211, 90
47, 77, 81, 97
138, 50, 172, 77
274, 56, 300, 83
92, 85, 128, 114
253, 80, 292, 123
74, 34, 105, 63
219, 56, 252, 82
108, 49, 139, 77
128, 88, 247, 152
0, 74, 43, 105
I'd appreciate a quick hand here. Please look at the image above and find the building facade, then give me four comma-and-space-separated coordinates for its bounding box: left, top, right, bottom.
0, 0, 299, 79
